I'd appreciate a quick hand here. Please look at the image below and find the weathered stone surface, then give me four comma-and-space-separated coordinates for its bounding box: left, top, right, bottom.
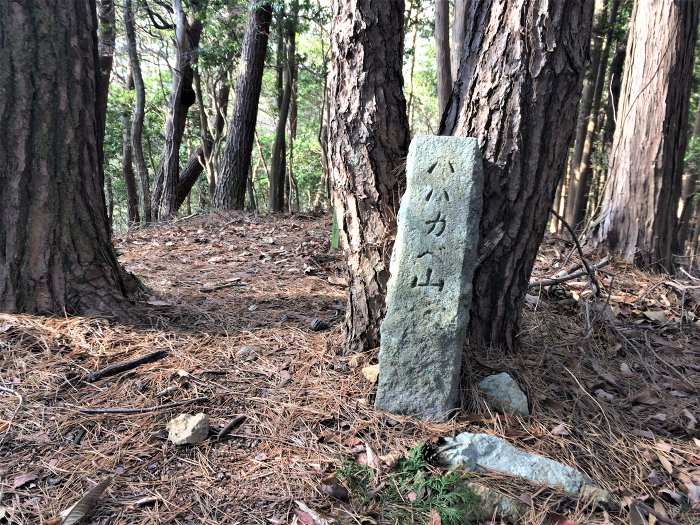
167, 413, 209, 445
479, 372, 529, 416
439, 432, 595, 494
375, 135, 483, 421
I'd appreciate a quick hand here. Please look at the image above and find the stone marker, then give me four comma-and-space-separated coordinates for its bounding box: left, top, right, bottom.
375, 135, 483, 421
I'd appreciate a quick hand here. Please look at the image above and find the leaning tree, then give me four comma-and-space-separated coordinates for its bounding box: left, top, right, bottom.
589, 0, 699, 270
440, 0, 594, 350
0, 1, 138, 315
328, 0, 410, 353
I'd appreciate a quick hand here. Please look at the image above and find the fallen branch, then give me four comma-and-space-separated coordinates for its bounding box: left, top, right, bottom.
71, 396, 208, 415
529, 258, 610, 288
86, 350, 169, 383
549, 208, 601, 295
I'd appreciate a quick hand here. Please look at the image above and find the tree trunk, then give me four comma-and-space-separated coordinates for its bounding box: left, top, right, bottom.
0, 1, 138, 315
564, 0, 607, 228
602, 39, 626, 151
676, 91, 700, 252
590, 0, 699, 270
151, 0, 204, 220
451, 0, 468, 78
435, 0, 452, 118
441, 0, 593, 350
569, 0, 621, 230
121, 112, 141, 225
124, 0, 152, 223
329, 0, 410, 353
213, 1, 272, 210
96, 0, 115, 159
174, 82, 230, 211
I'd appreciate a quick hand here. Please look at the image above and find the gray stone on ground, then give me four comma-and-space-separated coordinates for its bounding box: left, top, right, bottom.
479, 372, 529, 416
375, 135, 483, 422
167, 413, 209, 445
439, 432, 595, 494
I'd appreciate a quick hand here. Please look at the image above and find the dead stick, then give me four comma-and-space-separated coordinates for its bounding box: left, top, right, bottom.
71, 396, 208, 415
86, 350, 169, 382
216, 415, 246, 440
549, 208, 601, 295
529, 258, 609, 288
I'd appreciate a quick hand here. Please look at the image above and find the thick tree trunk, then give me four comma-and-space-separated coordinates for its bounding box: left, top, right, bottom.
0, 1, 137, 315
151, 0, 204, 220
96, 0, 115, 158
329, 0, 410, 353
450, 0, 468, 78
441, 0, 593, 350
590, 0, 699, 270
564, 0, 607, 228
435, 0, 452, 117
124, 0, 152, 223
213, 1, 272, 210
122, 112, 141, 225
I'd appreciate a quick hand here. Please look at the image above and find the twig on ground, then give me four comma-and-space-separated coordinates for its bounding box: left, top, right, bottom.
0, 386, 23, 446
85, 350, 169, 382
680, 267, 699, 281
70, 396, 208, 415
549, 208, 601, 295
634, 501, 685, 525
529, 258, 610, 288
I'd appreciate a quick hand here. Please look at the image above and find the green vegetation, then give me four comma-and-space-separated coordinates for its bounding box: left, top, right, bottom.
336, 444, 480, 525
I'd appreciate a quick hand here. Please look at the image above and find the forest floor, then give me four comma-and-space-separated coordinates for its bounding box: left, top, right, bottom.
0, 212, 699, 525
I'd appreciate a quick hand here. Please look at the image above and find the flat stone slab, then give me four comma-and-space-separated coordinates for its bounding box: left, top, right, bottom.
479, 372, 530, 416
439, 432, 594, 494
375, 135, 483, 421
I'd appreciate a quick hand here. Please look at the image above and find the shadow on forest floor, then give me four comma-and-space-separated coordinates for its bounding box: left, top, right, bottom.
0, 212, 698, 524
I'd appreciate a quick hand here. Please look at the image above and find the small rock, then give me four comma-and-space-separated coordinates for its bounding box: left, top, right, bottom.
310, 318, 330, 331
362, 364, 380, 383
167, 413, 209, 445
236, 346, 258, 362
348, 354, 362, 368
439, 432, 597, 495
479, 372, 529, 416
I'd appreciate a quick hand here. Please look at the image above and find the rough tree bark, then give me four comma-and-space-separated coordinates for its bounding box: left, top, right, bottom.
0, 1, 138, 315
96, 0, 115, 156
440, 0, 593, 350
122, 112, 141, 225
213, 1, 272, 210
151, 0, 204, 220
435, 0, 452, 117
329, 0, 410, 353
451, 0, 468, 78
124, 0, 152, 223
590, 0, 699, 270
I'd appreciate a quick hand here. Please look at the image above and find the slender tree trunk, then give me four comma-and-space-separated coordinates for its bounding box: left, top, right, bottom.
96, 0, 115, 159
569, 0, 621, 230
329, 0, 410, 353
441, 0, 593, 350
564, 0, 607, 227
0, 0, 138, 315
451, 0, 468, 78
105, 170, 114, 226
435, 0, 452, 118
213, 1, 273, 210
590, 0, 699, 270
602, 39, 626, 151
121, 112, 141, 225
174, 83, 230, 211
676, 94, 700, 252
124, 0, 152, 223
151, 0, 204, 220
